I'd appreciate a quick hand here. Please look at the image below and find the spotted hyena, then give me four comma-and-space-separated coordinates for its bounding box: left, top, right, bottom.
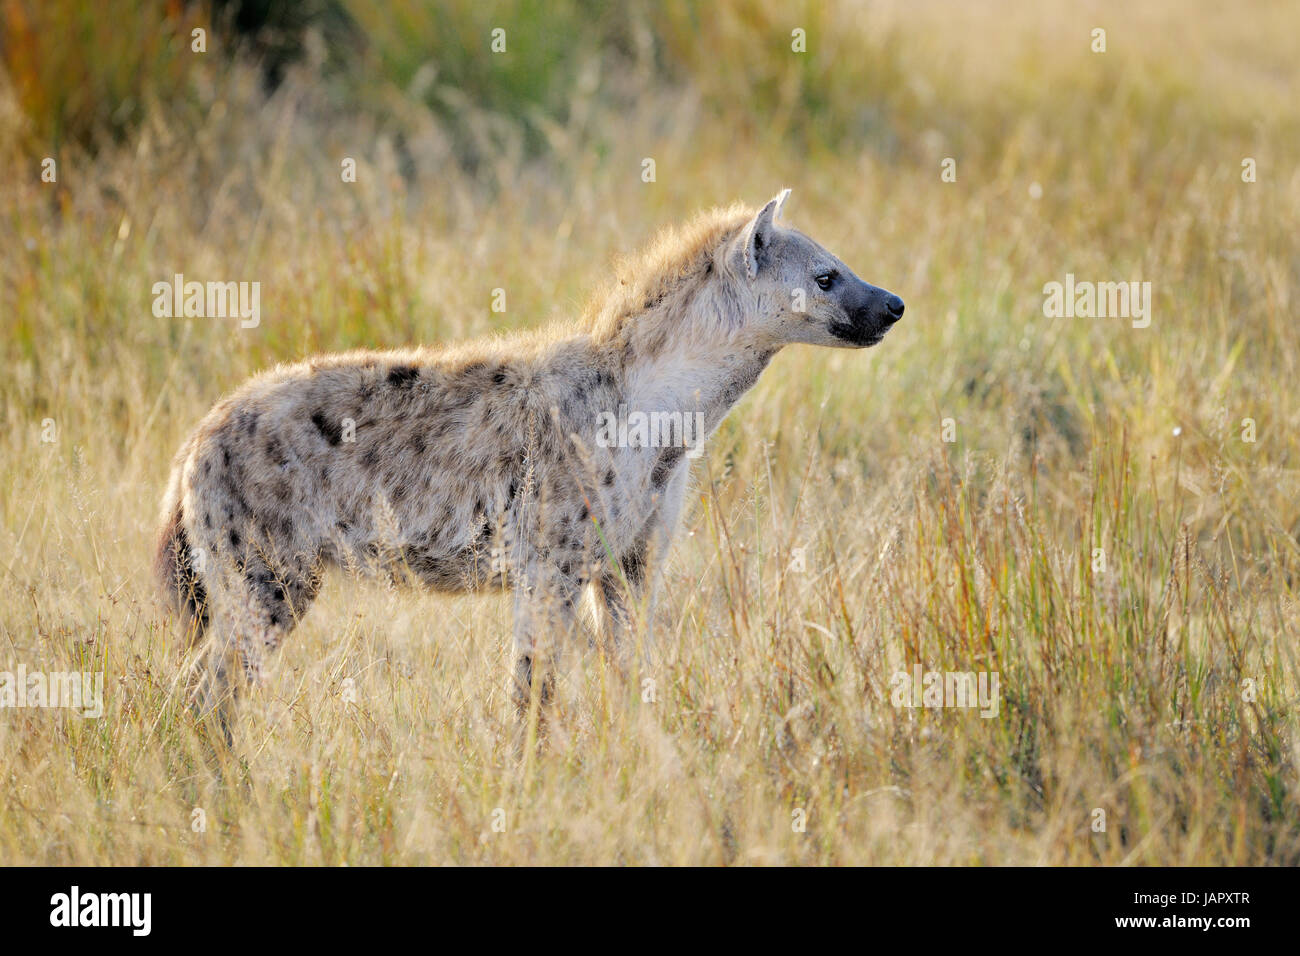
155, 189, 904, 737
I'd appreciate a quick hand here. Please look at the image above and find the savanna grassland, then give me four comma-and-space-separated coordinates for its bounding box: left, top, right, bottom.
1, 0, 1298, 865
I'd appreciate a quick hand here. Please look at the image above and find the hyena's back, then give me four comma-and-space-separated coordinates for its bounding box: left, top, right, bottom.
155, 347, 548, 644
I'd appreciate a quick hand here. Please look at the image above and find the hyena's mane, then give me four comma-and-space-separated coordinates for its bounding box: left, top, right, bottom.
581, 203, 754, 352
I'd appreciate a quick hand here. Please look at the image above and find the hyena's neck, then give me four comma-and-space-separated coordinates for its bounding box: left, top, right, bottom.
592, 264, 777, 438
619, 340, 779, 438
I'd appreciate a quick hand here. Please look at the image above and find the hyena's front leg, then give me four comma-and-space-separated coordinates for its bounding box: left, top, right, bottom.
597, 546, 647, 660
599, 469, 688, 658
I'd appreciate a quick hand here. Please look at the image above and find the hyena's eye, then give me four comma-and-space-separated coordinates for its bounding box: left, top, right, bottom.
814, 271, 837, 291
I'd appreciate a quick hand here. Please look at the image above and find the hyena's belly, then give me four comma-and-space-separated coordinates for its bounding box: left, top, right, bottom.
386, 540, 504, 592
321, 466, 518, 595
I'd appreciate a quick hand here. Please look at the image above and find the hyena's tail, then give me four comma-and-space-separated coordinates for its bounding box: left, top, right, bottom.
154, 500, 209, 647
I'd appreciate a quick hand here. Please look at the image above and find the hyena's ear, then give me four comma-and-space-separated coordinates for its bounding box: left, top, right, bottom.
741, 188, 791, 280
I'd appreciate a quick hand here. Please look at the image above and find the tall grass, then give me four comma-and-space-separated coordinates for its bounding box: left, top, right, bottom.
0, 0, 1297, 864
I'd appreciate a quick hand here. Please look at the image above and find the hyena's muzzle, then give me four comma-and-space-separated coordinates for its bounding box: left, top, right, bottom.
829, 279, 905, 347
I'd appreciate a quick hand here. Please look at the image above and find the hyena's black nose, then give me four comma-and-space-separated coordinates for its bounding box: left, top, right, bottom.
885, 294, 905, 323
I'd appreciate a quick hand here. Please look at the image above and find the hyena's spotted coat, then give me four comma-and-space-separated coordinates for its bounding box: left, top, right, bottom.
155, 189, 904, 735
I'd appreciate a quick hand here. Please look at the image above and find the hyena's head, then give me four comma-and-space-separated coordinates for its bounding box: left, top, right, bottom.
726, 188, 904, 348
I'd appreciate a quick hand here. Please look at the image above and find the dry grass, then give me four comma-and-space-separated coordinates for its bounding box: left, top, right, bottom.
1, 0, 1298, 864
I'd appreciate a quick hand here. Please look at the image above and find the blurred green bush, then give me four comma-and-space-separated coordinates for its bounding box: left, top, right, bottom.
1, 0, 203, 150
0, 0, 919, 163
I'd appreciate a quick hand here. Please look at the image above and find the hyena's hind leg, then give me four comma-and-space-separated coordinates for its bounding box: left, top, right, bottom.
192, 547, 321, 740
508, 566, 586, 724
155, 505, 233, 743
